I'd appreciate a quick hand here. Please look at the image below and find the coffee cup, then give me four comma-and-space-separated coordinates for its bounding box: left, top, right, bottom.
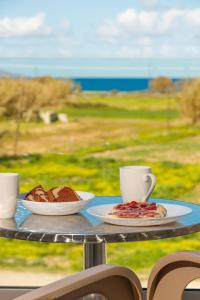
120, 166, 156, 202
0, 173, 19, 218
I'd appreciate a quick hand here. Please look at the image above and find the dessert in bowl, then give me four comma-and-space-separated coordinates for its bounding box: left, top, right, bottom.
21, 185, 95, 216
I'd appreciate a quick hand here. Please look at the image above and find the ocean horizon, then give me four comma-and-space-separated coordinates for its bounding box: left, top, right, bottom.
0, 57, 200, 91
73, 77, 178, 92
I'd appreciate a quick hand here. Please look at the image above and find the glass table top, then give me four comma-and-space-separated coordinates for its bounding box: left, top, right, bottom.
0, 196, 199, 244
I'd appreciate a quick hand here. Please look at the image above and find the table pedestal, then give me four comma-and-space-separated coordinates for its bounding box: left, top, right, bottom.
83, 243, 107, 300
84, 242, 106, 269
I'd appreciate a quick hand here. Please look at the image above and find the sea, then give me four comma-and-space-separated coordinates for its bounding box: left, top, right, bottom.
0, 58, 200, 91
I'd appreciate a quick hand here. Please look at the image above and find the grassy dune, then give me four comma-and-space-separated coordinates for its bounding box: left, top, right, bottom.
0, 93, 199, 282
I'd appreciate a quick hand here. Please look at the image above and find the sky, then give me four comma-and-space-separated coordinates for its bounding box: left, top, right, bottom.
1, 0, 200, 58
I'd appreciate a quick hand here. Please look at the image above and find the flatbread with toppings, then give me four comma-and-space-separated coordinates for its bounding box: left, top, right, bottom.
109, 201, 167, 219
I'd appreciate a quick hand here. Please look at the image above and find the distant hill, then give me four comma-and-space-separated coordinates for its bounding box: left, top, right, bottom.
0, 69, 20, 78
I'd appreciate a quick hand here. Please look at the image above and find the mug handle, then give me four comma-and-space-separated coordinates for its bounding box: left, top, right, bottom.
142, 173, 156, 202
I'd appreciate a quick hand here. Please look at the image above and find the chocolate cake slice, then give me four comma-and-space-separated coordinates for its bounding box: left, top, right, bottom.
48, 186, 81, 202
25, 185, 49, 202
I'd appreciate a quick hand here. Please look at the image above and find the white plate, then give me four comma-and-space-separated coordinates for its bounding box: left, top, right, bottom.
21, 191, 95, 216
87, 203, 192, 226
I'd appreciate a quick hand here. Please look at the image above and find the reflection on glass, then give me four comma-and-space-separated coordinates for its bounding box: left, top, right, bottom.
19, 214, 91, 233
0, 218, 17, 230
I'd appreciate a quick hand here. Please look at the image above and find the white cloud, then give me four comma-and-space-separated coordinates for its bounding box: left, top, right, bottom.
61, 20, 70, 30
139, 0, 159, 9
117, 45, 153, 58
159, 44, 178, 57
97, 20, 120, 43
97, 7, 200, 58
104, 43, 200, 59
137, 37, 152, 46
98, 8, 200, 40
0, 13, 52, 37
58, 48, 72, 57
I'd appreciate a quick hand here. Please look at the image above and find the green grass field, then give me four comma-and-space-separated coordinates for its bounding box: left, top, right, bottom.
0, 92, 199, 281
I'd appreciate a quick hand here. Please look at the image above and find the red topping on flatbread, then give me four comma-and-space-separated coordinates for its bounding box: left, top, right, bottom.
109, 201, 166, 219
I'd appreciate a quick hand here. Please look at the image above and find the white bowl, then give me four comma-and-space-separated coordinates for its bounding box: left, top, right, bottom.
21, 191, 95, 216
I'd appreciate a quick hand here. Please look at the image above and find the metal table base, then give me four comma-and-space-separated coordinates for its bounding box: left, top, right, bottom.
83, 243, 107, 300
84, 243, 106, 269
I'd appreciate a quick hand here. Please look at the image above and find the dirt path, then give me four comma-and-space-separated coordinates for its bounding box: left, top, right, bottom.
0, 270, 198, 288
0, 270, 67, 286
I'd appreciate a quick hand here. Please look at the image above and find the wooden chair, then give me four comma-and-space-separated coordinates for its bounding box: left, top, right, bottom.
147, 251, 200, 300
13, 264, 142, 300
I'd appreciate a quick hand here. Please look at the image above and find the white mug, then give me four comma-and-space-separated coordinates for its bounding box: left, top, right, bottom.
0, 173, 19, 218
120, 166, 156, 202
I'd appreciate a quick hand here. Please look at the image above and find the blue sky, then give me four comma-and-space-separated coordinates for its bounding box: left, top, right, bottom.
1, 0, 200, 58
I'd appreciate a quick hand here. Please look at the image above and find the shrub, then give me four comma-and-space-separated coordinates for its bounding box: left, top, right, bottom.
175, 79, 193, 92
0, 77, 74, 154
149, 76, 175, 94
111, 89, 118, 95
178, 78, 200, 124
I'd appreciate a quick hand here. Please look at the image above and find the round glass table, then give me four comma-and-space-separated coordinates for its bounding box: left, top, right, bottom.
0, 196, 199, 269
